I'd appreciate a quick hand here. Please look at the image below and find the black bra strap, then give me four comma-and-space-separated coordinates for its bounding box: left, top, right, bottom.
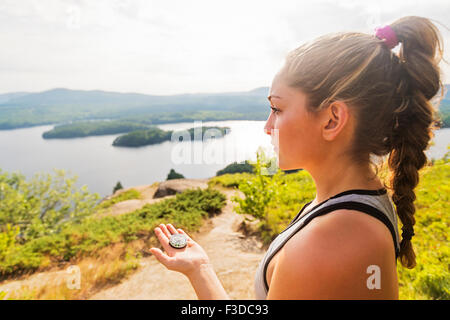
285, 188, 388, 231
286, 200, 313, 228
302, 201, 400, 259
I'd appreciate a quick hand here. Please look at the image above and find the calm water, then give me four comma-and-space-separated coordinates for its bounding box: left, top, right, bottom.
0, 122, 448, 198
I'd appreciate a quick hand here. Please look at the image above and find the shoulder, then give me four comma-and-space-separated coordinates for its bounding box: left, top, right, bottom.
266, 209, 396, 299
293, 208, 395, 257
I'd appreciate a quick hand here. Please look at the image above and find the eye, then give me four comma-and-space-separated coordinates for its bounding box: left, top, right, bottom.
270, 106, 280, 114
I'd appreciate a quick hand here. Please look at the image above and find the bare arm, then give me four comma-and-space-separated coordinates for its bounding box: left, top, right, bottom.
150, 223, 230, 300
186, 263, 230, 300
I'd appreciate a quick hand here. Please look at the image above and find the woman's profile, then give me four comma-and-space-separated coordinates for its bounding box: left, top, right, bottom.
149, 15, 446, 300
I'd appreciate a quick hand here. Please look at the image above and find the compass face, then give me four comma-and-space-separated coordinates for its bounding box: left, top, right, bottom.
169, 233, 187, 249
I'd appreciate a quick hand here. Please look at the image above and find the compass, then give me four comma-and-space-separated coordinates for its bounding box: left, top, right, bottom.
169, 233, 187, 249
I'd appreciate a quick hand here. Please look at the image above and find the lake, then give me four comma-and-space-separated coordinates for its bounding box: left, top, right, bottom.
0, 122, 448, 198
0, 120, 275, 198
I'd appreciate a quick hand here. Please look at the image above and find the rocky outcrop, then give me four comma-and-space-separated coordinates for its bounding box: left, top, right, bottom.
96, 178, 211, 218
152, 178, 209, 199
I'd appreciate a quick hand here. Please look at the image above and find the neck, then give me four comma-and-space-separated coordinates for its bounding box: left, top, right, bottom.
306, 156, 384, 206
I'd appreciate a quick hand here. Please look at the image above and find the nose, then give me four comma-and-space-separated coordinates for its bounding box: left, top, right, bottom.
264, 114, 273, 136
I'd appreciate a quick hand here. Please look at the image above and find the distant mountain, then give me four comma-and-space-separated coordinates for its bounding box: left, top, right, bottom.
245, 87, 270, 96
0, 92, 30, 104
0, 87, 272, 111
0, 87, 272, 130
2, 88, 165, 107
1, 87, 270, 107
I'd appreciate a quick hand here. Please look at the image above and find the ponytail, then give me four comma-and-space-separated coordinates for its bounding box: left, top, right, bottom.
387, 16, 445, 268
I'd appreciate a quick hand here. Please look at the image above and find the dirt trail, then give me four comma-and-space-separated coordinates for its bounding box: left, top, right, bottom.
0, 183, 266, 300
90, 188, 265, 300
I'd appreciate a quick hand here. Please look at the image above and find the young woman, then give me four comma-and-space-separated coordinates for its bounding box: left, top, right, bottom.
149, 16, 445, 299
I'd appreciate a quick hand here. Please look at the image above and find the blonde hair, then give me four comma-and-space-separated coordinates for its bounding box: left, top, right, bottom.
280, 16, 447, 268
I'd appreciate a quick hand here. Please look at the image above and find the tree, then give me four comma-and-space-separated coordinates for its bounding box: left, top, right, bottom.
113, 181, 123, 194
216, 160, 254, 176
167, 169, 185, 180
0, 168, 100, 241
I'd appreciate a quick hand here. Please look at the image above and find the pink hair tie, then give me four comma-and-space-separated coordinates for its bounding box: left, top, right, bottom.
374, 25, 399, 49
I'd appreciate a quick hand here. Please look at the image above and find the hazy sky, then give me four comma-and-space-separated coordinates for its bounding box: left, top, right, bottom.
1, 0, 449, 95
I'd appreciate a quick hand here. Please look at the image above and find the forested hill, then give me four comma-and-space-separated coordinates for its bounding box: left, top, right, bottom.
0, 87, 270, 130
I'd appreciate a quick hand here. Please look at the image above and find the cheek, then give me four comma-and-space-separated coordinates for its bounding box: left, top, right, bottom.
277, 112, 321, 164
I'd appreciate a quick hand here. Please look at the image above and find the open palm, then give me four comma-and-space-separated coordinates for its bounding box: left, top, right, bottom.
149, 223, 211, 277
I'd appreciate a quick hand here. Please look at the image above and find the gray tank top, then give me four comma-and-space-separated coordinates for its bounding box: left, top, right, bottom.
253, 188, 401, 300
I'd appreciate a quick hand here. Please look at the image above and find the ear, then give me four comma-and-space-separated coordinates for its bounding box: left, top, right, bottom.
321, 101, 350, 141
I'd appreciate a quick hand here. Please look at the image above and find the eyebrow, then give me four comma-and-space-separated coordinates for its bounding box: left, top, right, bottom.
267, 95, 282, 103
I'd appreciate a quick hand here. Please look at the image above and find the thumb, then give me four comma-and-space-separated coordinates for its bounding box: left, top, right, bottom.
149, 247, 173, 267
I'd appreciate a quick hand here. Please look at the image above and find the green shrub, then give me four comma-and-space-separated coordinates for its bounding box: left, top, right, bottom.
96, 189, 142, 209
208, 172, 254, 188
0, 168, 100, 241
0, 224, 19, 261
0, 186, 226, 278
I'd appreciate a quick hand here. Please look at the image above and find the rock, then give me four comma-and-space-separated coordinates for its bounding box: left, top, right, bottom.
152, 178, 209, 199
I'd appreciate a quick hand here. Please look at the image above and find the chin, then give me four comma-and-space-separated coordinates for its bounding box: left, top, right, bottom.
277, 157, 302, 171
279, 164, 296, 171
277, 159, 290, 171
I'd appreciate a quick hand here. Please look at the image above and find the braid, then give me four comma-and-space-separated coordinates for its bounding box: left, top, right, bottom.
387, 16, 445, 268
387, 92, 432, 268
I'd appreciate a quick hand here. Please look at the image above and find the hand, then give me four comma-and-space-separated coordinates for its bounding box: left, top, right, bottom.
149, 223, 211, 277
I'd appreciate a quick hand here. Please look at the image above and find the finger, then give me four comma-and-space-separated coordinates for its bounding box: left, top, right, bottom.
159, 224, 172, 238
177, 228, 190, 238
154, 227, 171, 251
166, 224, 179, 234
149, 247, 173, 267
177, 228, 194, 243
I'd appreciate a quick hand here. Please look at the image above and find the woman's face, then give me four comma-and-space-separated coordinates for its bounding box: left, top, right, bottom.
264, 73, 326, 171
